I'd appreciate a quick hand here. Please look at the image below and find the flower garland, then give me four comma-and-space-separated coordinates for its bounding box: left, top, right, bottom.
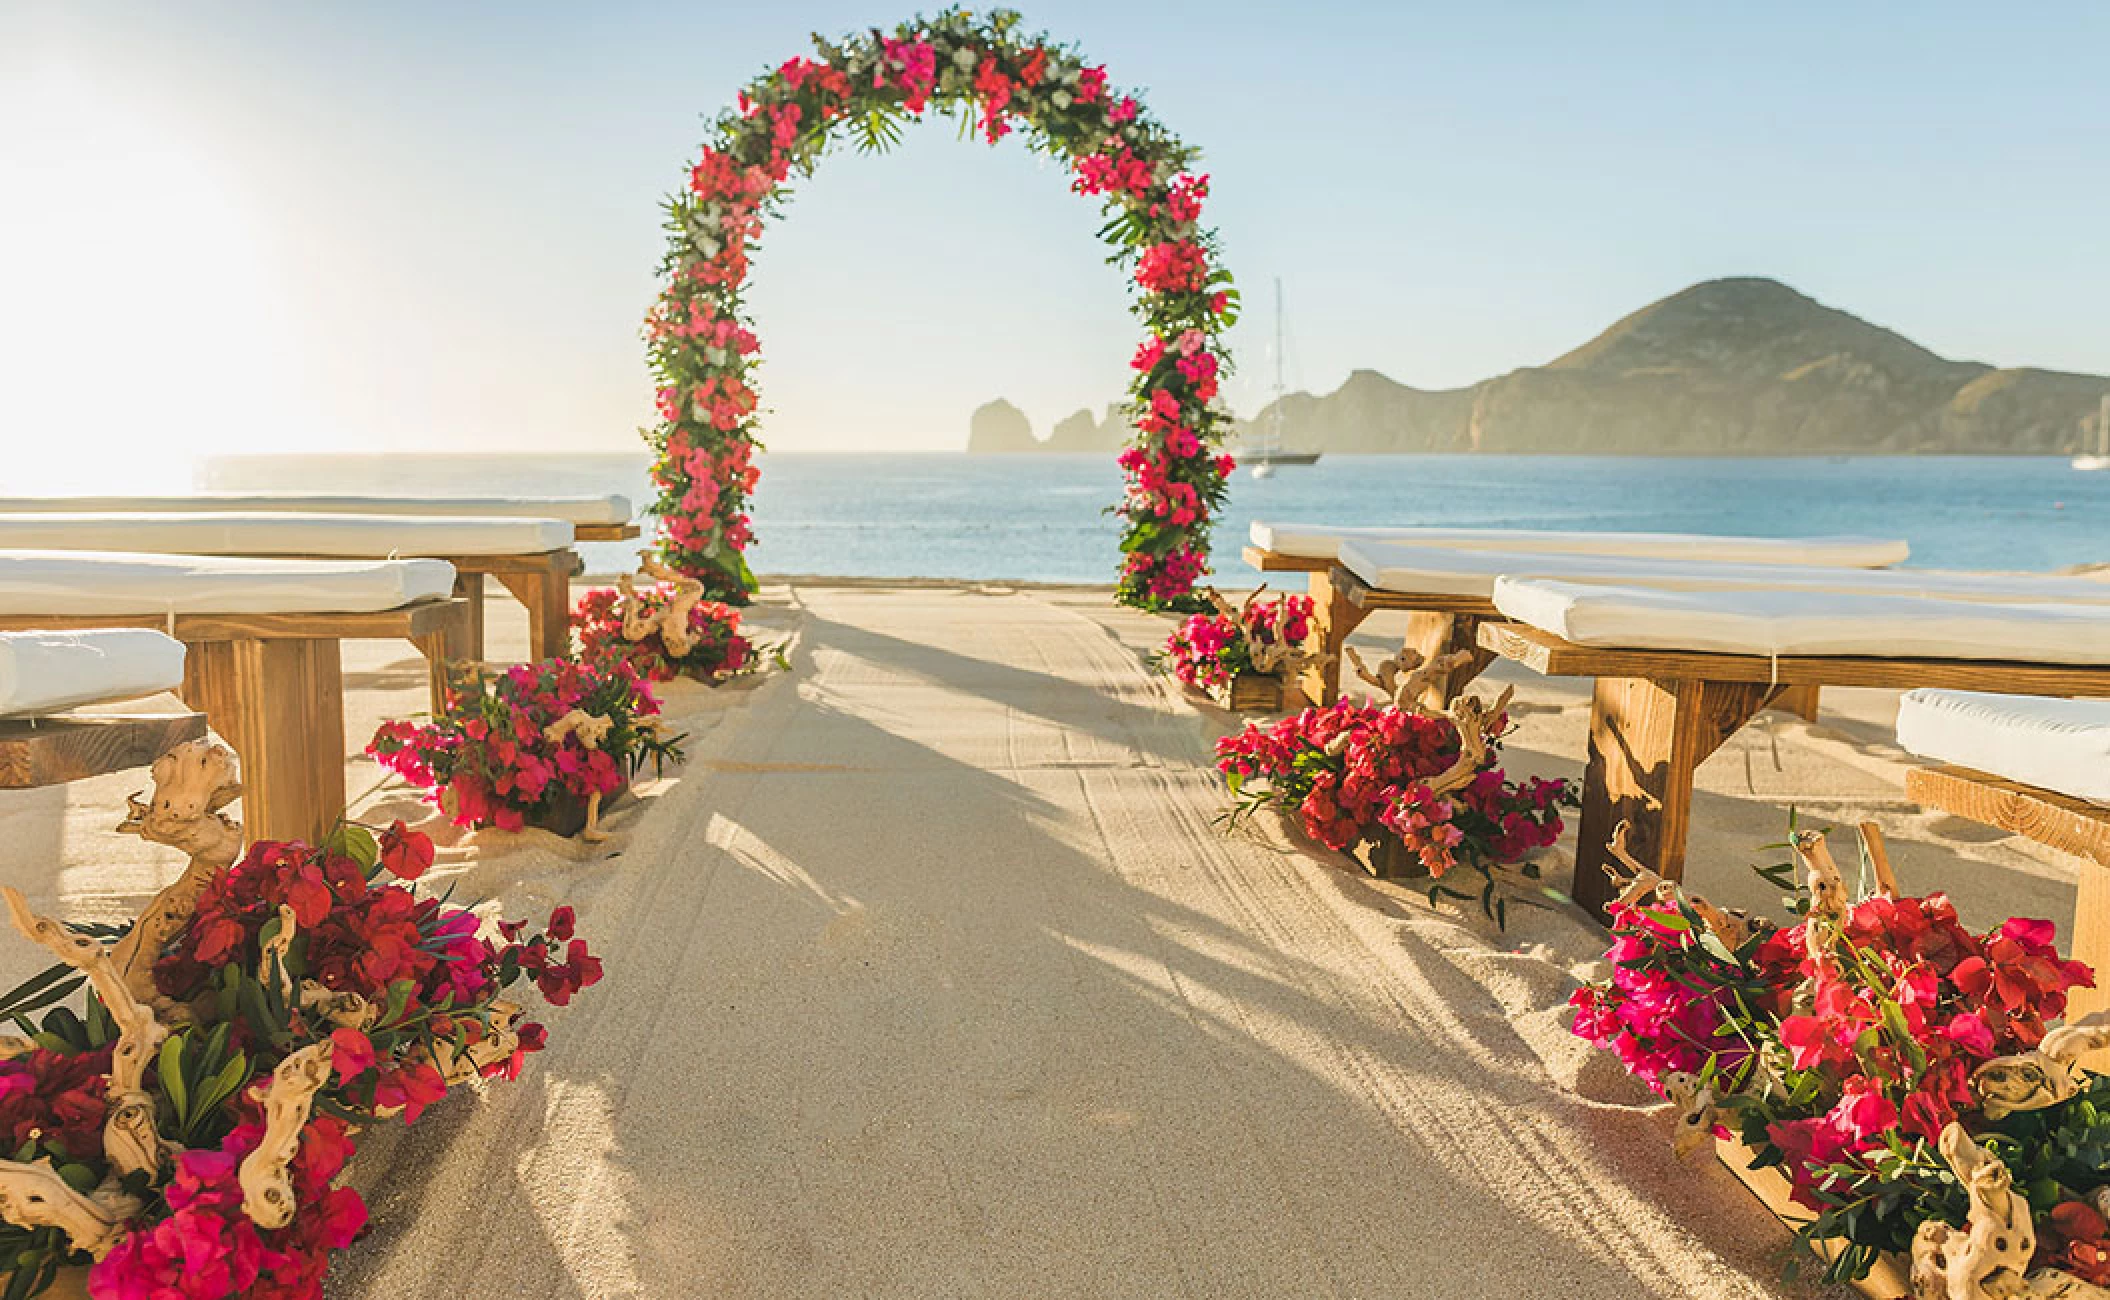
369, 658, 683, 834
1156, 592, 1314, 693
647, 7, 1237, 610
1570, 828, 2103, 1285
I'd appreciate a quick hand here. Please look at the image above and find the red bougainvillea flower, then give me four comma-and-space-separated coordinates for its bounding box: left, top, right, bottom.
377, 819, 434, 881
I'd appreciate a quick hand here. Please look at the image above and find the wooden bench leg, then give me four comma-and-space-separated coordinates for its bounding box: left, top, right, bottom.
1572, 676, 1777, 920
494, 567, 574, 663
408, 602, 475, 715
181, 638, 345, 845
1402, 611, 1498, 711
451, 572, 488, 664
1298, 567, 1367, 708
2069, 869, 2110, 1031
1769, 683, 1821, 722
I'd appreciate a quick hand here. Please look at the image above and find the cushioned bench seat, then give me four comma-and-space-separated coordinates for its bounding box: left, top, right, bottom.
1898, 690, 2110, 806
1490, 579, 2110, 665
0, 629, 187, 717
1339, 542, 2110, 605
0, 493, 633, 528
0, 512, 574, 558
0, 549, 469, 839
0, 550, 455, 616
1250, 521, 1909, 568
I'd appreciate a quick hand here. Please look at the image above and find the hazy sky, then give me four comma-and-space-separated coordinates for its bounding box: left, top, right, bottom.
4, 1, 2107, 478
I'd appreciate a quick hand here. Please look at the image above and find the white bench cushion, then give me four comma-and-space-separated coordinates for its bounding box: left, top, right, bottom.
1491, 578, 2110, 666
0, 629, 187, 717
1250, 521, 1909, 568
1338, 541, 2110, 605
0, 513, 572, 558
0, 493, 632, 527
0, 550, 456, 616
1898, 690, 2110, 805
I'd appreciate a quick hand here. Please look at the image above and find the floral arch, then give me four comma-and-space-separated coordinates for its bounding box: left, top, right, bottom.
644, 8, 1237, 611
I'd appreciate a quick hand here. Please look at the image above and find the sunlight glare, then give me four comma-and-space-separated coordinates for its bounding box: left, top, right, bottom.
0, 59, 296, 492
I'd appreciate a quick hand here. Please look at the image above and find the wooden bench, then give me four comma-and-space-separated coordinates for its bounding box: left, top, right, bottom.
1478, 621, 2110, 919
1907, 764, 2110, 1023
0, 602, 470, 843
450, 520, 638, 662
1249, 547, 1501, 712
1243, 545, 1822, 718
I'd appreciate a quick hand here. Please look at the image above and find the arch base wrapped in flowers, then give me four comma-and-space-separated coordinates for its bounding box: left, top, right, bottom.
647, 8, 1238, 611
1573, 822, 2110, 1299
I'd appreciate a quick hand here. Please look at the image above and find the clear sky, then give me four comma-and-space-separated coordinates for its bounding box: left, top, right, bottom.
4, 0, 2107, 480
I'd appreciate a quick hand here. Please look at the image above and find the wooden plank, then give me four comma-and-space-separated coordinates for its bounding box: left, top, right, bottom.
575, 523, 640, 542
1479, 622, 2110, 697
1572, 676, 1775, 917
182, 638, 344, 844
0, 713, 207, 788
0, 598, 464, 643
1906, 765, 2110, 867
1240, 546, 1329, 574
446, 549, 581, 578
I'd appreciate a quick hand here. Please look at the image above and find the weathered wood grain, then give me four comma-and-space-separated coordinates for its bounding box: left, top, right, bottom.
0, 713, 207, 788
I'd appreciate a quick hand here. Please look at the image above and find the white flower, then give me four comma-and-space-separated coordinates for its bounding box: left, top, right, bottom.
1051, 90, 1071, 109
705, 347, 727, 366
953, 46, 977, 69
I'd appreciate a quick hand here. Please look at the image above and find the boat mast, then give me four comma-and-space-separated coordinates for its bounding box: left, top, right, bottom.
1268, 277, 1286, 453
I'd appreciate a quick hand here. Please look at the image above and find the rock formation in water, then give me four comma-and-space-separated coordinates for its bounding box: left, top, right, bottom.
969, 278, 2110, 455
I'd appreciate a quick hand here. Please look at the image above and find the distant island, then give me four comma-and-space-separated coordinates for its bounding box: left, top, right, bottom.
968, 277, 2110, 455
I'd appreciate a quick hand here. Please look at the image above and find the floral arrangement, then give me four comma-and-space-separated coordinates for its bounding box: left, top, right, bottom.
1570, 825, 2110, 1291
0, 742, 600, 1299
1156, 588, 1316, 695
572, 555, 762, 685
1214, 646, 1574, 921
369, 658, 683, 837
647, 8, 1236, 610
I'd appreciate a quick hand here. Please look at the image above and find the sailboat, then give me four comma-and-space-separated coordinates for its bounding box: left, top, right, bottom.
2075, 394, 2110, 471
1236, 278, 1320, 479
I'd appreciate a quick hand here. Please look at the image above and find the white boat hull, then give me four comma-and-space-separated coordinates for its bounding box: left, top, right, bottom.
2075, 454, 2110, 471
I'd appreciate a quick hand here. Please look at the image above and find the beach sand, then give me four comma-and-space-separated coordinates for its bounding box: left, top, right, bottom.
0, 581, 2088, 1298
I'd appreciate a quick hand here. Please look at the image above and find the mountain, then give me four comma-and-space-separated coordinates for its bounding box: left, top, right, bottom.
967, 400, 1126, 453
968, 278, 2110, 455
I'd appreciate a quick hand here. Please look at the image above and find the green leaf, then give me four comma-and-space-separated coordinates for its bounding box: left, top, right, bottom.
157, 1035, 189, 1124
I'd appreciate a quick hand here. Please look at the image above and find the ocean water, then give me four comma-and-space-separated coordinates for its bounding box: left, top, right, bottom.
196, 453, 2110, 582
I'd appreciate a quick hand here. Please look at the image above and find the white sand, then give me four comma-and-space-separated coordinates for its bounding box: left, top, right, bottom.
3, 581, 2088, 1297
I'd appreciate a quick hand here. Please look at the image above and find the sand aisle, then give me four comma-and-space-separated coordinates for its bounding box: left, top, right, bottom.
336, 585, 1803, 1299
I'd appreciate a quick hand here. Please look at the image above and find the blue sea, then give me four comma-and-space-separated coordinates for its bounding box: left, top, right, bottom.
195, 453, 2110, 582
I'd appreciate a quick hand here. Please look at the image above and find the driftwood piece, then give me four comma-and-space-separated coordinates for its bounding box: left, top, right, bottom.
1860, 820, 1901, 897
297, 980, 378, 1031
1345, 643, 1475, 719
0, 888, 173, 1179
1660, 1070, 1721, 1158
1202, 586, 1329, 680
111, 740, 243, 1005
423, 999, 524, 1086
541, 710, 614, 842
1792, 830, 1852, 968
0, 1159, 135, 1259
1906, 1124, 2110, 1299
616, 553, 708, 660
237, 1041, 333, 1230
1972, 1011, 2110, 1121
